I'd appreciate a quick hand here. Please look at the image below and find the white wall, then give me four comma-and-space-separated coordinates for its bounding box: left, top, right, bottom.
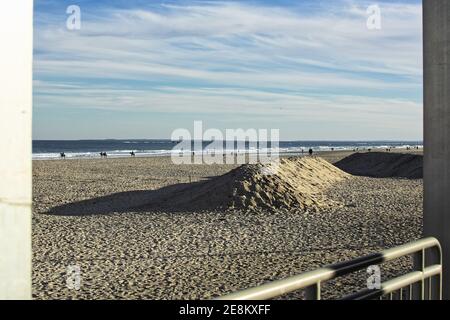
0, 1, 33, 299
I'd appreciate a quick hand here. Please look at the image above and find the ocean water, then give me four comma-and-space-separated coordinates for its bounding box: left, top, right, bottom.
32, 140, 423, 160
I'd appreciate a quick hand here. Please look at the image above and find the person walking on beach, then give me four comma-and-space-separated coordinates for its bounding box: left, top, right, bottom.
60, 152, 66, 159
130, 151, 135, 157
308, 148, 313, 156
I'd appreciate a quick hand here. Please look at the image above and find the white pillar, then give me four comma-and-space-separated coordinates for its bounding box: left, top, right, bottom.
0, 1, 33, 299
423, 0, 450, 299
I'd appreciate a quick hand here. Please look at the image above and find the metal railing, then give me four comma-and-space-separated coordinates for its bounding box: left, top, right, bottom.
216, 237, 442, 300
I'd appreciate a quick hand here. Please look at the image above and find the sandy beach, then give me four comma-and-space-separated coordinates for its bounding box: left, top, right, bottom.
32, 150, 423, 299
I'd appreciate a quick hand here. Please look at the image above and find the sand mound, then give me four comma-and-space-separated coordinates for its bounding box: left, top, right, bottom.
155, 157, 349, 212
334, 152, 423, 179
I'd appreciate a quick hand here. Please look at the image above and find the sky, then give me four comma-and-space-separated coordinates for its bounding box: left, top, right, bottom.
33, 0, 423, 140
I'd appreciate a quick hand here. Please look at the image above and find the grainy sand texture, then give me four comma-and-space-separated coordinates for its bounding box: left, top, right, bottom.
32, 150, 423, 299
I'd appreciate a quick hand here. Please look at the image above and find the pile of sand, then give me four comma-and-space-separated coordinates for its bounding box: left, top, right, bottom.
334, 152, 423, 179
156, 157, 349, 212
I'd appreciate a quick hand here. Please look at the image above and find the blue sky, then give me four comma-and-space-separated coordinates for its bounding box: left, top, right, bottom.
33, 0, 423, 140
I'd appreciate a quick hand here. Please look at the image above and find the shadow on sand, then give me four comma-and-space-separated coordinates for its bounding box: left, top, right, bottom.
46, 180, 209, 216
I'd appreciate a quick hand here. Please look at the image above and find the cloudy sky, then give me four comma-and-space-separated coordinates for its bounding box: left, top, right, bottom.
33, 0, 423, 140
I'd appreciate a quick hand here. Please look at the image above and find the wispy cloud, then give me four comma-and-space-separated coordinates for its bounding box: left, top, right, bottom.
33, 0, 423, 140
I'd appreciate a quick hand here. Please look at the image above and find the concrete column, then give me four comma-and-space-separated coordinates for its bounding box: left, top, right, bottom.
0, 1, 33, 299
423, 0, 450, 300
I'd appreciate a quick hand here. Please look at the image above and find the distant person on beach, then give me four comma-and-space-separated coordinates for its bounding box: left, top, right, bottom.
60, 152, 66, 159
308, 148, 313, 156
100, 152, 107, 158
130, 151, 135, 157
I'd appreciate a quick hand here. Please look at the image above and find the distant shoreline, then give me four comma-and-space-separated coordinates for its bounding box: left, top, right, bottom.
32, 147, 423, 161
32, 139, 423, 160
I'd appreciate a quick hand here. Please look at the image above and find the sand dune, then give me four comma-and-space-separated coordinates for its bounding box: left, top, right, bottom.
334, 152, 423, 179
154, 156, 349, 212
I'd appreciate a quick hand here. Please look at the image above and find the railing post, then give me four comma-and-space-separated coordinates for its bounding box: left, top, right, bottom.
426, 245, 442, 300
305, 283, 321, 300
412, 250, 424, 300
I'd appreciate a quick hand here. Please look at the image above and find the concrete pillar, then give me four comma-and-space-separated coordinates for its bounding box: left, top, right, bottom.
0, 1, 33, 299
423, 0, 450, 300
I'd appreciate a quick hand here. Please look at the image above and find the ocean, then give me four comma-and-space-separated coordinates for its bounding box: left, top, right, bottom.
32, 140, 423, 160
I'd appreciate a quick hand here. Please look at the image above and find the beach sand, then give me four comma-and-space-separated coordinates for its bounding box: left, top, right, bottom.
32, 150, 423, 299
